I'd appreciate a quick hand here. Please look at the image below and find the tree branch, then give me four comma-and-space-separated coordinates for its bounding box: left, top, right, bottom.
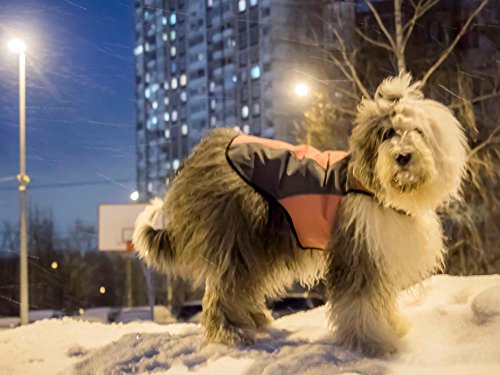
420, 0, 490, 86
403, 0, 440, 47
355, 28, 393, 51
364, 0, 397, 51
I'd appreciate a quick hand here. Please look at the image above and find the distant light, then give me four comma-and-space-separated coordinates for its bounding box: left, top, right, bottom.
232, 75, 238, 83
295, 83, 309, 97
78, 308, 84, 315
169, 13, 177, 26
50, 261, 58, 270
180, 74, 187, 87
243, 124, 250, 134
170, 46, 176, 57
181, 124, 188, 135
238, 0, 247, 12
241, 105, 249, 119
134, 45, 144, 56
162, 16, 167, 25
173, 159, 180, 170
99, 286, 106, 295
164, 129, 170, 139
130, 191, 139, 201
8, 38, 26, 54
171, 77, 178, 90
152, 101, 158, 109
172, 110, 178, 122
250, 65, 261, 80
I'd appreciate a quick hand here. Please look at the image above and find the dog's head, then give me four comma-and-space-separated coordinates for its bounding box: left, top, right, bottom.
349, 73, 468, 214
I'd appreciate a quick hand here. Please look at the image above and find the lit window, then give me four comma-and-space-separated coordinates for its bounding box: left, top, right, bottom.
173, 159, 180, 170
180, 91, 187, 102
210, 115, 217, 126
207, 0, 213, 7
251, 65, 261, 79
243, 124, 250, 134
152, 116, 158, 125
180, 74, 187, 86
144, 88, 150, 99
170, 46, 176, 57
145, 73, 150, 83
162, 16, 167, 25
164, 97, 169, 106
172, 110, 178, 122
169, 13, 177, 25
198, 52, 204, 61
145, 43, 150, 52
209, 81, 215, 92
232, 75, 238, 83
163, 82, 169, 90
241, 105, 249, 119
152, 83, 159, 92
253, 103, 260, 115
210, 99, 216, 110
162, 33, 167, 42
152, 101, 158, 109
171, 77, 178, 89
250, 0, 258, 6
181, 124, 188, 135
134, 45, 143, 56
164, 129, 170, 139
170, 30, 176, 41
238, 0, 246, 12
164, 113, 170, 121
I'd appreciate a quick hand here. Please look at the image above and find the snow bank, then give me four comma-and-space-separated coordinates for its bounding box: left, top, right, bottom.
0, 275, 499, 375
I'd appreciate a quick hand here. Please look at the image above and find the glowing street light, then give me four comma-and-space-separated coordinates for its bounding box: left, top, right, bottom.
99, 286, 106, 295
50, 261, 58, 270
8, 38, 26, 54
130, 190, 139, 201
8, 37, 29, 326
295, 83, 309, 97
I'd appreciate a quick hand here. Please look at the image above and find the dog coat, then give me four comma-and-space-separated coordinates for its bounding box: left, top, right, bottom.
226, 134, 371, 250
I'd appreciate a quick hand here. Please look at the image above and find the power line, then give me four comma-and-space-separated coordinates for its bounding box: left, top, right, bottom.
0, 178, 135, 191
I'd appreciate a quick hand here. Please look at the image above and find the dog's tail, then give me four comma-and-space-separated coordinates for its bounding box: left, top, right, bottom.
132, 198, 175, 273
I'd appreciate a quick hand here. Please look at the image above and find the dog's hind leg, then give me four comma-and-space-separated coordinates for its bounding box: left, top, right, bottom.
201, 279, 270, 345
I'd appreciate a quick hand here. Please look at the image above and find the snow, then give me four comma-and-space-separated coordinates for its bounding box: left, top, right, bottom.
0, 275, 499, 375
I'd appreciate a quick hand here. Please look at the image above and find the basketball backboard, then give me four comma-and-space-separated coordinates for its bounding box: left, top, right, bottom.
98, 203, 147, 252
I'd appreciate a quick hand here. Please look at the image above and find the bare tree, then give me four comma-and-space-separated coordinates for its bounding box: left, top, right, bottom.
298, 0, 499, 274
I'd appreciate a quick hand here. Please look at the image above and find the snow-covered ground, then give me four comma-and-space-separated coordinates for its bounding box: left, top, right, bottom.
0, 274, 499, 375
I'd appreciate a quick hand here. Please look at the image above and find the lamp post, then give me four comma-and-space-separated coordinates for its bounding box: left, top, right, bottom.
8, 38, 29, 325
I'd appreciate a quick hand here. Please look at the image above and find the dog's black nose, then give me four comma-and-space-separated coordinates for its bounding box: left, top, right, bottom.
396, 153, 412, 166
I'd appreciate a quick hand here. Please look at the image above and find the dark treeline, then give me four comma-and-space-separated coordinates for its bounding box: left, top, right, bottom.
0, 207, 168, 317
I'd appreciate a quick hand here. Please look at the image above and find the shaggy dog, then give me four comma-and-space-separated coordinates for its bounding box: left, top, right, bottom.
133, 74, 467, 355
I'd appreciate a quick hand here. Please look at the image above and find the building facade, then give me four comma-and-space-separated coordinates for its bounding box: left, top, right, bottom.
134, 0, 333, 198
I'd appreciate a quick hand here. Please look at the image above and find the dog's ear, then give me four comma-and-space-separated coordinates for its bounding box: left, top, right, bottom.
375, 72, 423, 110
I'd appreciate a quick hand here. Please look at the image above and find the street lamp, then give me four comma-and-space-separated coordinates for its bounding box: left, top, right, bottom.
130, 190, 139, 201
8, 37, 29, 325
294, 83, 309, 97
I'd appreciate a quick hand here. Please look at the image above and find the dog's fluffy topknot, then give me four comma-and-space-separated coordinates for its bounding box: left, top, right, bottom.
356, 72, 423, 126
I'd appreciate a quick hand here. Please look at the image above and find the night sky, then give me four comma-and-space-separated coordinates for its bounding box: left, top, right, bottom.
0, 0, 136, 236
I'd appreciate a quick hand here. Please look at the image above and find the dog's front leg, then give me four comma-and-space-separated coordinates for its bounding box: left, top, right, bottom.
324, 223, 399, 355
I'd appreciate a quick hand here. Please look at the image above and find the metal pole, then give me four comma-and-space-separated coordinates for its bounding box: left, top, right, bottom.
18, 52, 29, 325
126, 254, 133, 307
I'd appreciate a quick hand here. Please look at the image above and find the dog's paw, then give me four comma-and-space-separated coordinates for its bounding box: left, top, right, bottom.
206, 325, 256, 346
389, 314, 411, 337
249, 309, 273, 329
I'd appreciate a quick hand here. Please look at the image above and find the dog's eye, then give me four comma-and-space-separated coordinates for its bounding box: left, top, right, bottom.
382, 128, 396, 141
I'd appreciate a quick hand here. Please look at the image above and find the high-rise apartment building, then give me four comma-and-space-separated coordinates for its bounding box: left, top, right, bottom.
134, 0, 332, 198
